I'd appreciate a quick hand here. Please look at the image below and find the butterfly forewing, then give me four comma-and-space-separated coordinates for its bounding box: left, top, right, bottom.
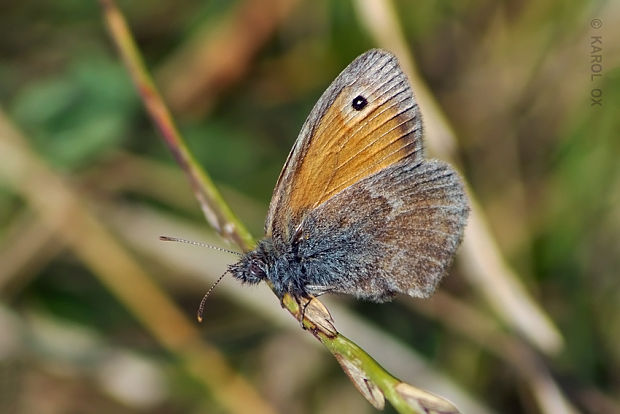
266, 50, 423, 241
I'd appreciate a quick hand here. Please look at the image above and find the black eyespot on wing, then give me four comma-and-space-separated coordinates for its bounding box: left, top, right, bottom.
351, 95, 368, 111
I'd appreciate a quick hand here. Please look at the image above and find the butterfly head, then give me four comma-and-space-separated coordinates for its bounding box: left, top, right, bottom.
229, 240, 273, 285
229, 237, 314, 300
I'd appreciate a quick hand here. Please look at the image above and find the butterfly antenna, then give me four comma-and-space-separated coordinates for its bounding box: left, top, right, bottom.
159, 235, 241, 256
197, 270, 229, 323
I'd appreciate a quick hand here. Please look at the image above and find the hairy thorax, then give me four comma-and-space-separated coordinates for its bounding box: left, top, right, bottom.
229, 238, 311, 299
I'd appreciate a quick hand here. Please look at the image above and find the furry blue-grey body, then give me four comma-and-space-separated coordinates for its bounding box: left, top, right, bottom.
231, 200, 377, 300
229, 207, 377, 300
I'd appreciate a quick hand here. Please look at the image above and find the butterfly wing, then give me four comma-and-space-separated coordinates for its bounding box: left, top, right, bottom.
298, 158, 468, 300
265, 49, 424, 244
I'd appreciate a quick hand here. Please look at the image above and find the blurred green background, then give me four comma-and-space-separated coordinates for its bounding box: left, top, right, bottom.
1, 1, 619, 413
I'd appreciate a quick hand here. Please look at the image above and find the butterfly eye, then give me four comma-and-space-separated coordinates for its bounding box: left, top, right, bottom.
249, 262, 265, 279
351, 95, 368, 111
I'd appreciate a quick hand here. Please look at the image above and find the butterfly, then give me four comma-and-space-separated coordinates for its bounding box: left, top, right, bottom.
229, 49, 468, 305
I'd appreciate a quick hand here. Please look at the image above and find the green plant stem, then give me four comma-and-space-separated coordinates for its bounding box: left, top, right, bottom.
99, 0, 253, 251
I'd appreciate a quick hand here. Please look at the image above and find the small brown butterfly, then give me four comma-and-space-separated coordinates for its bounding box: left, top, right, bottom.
227, 49, 469, 306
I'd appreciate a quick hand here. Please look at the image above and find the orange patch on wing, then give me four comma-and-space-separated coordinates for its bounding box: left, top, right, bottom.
286, 89, 418, 220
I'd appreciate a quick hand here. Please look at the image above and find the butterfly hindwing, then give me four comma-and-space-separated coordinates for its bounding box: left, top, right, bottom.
296, 158, 468, 300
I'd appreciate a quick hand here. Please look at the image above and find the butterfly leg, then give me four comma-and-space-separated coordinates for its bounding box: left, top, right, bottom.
289, 294, 321, 329
299, 286, 333, 328
299, 295, 314, 327
305, 285, 333, 297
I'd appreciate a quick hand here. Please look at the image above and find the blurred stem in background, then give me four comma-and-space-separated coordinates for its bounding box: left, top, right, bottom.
0, 109, 278, 414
